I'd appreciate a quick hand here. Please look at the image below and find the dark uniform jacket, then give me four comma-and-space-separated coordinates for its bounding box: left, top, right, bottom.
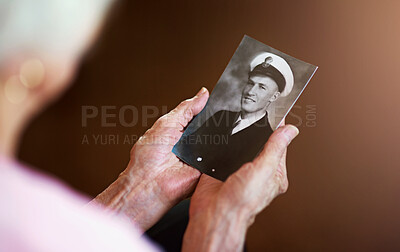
173, 110, 274, 181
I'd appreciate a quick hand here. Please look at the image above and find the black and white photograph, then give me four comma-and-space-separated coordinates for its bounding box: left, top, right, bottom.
4, 1, 400, 251
173, 35, 318, 181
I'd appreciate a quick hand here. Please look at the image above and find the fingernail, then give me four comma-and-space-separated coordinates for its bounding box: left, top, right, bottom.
283, 125, 299, 141
195, 87, 207, 97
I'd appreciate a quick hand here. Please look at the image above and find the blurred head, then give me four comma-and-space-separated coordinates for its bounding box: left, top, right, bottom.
0, 0, 114, 157
0, 0, 113, 112
241, 74, 280, 115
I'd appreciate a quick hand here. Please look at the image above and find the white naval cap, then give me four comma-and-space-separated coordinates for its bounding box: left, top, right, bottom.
249, 52, 294, 97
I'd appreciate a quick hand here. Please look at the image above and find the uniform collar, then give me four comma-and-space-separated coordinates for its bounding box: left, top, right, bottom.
231, 111, 267, 135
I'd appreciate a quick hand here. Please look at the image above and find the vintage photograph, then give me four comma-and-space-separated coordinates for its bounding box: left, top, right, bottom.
4, 1, 400, 250
173, 35, 318, 181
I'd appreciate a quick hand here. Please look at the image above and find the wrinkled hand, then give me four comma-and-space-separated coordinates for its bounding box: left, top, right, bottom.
92, 87, 209, 231
183, 123, 299, 252
190, 122, 296, 219
124, 87, 209, 205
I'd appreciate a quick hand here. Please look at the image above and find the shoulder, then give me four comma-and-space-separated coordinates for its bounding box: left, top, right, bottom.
0, 161, 158, 252
252, 113, 274, 132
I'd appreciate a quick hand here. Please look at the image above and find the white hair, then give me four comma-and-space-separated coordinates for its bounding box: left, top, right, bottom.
0, 0, 113, 64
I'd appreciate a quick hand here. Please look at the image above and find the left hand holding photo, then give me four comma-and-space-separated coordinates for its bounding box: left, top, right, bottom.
91, 87, 209, 231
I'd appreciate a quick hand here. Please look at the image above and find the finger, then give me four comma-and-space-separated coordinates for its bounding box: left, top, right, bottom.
198, 173, 223, 188
276, 117, 286, 128
169, 87, 209, 130
279, 149, 287, 179
253, 125, 299, 173
276, 148, 289, 193
192, 174, 223, 196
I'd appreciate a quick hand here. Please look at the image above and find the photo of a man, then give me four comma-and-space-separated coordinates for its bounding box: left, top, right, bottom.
173, 36, 317, 181
234, 52, 294, 135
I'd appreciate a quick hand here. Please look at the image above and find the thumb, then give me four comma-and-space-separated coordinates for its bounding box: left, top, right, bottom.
254, 125, 299, 171
169, 87, 209, 130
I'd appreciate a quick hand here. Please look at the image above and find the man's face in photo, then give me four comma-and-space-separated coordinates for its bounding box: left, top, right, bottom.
241, 75, 280, 114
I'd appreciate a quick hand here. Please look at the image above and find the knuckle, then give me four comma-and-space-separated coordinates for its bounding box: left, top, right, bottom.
280, 179, 289, 194
182, 106, 194, 120
130, 143, 139, 156
269, 131, 289, 150
179, 99, 191, 108
154, 114, 169, 127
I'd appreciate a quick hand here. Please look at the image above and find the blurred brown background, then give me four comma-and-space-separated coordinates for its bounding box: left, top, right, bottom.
19, 0, 400, 251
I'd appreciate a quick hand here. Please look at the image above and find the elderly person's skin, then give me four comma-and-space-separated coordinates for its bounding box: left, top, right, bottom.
183, 123, 297, 251
92, 85, 298, 239
0, 0, 299, 249
91, 88, 208, 230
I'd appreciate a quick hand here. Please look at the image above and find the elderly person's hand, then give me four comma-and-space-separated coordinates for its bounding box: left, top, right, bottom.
91, 87, 209, 231
182, 123, 299, 252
